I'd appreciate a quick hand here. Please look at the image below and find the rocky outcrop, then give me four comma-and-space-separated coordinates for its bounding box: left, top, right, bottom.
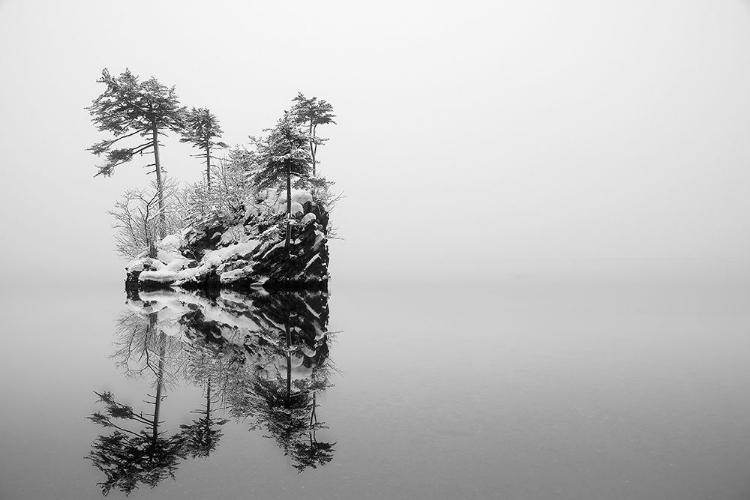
126, 190, 330, 292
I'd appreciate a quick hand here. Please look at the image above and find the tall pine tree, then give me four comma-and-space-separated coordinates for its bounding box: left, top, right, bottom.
87, 69, 184, 239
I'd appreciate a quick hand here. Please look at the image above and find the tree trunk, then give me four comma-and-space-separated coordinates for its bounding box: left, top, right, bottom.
205, 379, 212, 449
285, 318, 292, 398
206, 379, 211, 416
152, 330, 166, 444
152, 127, 167, 240
285, 165, 292, 253
309, 123, 316, 177
205, 140, 211, 191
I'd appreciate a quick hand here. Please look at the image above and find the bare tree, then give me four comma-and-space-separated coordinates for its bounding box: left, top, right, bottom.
109, 178, 182, 258
177, 152, 251, 228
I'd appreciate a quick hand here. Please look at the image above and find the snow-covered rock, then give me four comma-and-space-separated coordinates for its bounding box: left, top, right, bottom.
126, 189, 329, 291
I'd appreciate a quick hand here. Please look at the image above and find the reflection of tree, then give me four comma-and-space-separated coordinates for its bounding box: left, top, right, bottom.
180, 380, 228, 458
87, 389, 185, 496
288, 393, 335, 471
88, 308, 188, 495
89, 288, 337, 493
243, 375, 335, 471
229, 296, 336, 471
111, 310, 186, 389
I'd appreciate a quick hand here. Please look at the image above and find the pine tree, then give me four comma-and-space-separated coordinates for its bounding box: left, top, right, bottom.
179, 107, 228, 190
252, 111, 312, 252
292, 93, 336, 177
87, 68, 184, 239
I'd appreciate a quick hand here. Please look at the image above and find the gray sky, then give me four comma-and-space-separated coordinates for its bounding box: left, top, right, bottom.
1, 0, 749, 287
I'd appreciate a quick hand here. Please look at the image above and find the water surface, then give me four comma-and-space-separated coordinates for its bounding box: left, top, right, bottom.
1, 278, 749, 499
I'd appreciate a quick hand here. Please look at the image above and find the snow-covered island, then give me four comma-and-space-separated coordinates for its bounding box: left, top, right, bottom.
85, 70, 338, 293
126, 188, 330, 291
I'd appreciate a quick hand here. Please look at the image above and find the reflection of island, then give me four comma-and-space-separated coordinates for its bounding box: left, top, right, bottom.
87, 289, 335, 495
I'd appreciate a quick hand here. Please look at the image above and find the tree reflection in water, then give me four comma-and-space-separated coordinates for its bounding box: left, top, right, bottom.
87, 391, 186, 496
227, 292, 335, 471
87, 289, 335, 495
87, 310, 188, 496
180, 379, 229, 458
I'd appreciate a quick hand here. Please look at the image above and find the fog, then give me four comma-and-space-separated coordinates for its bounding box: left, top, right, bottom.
1, 0, 749, 288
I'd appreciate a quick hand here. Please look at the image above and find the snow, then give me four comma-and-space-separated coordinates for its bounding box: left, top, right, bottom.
133, 239, 259, 286
304, 301, 321, 319
275, 189, 312, 215
303, 254, 320, 271
287, 189, 313, 206
290, 201, 304, 215
172, 265, 212, 285
156, 234, 184, 263
124, 183, 326, 288
220, 266, 253, 284
312, 230, 325, 251
126, 257, 165, 273
203, 240, 259, 268
300, 212, 317, 225
219, 224, 246, 246
139, 268, 178, 283
300, 345, 317, 357
274, 200, 303, 215
169, 240, 259, 285
160, 234, 182, 250
126, 259, 147, 273
244, 205, 259, 219
165, 258, 192, 271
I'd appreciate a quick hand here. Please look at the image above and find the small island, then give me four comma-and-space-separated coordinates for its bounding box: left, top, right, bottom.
126, 186, 331, 291
86, 69, 338, 291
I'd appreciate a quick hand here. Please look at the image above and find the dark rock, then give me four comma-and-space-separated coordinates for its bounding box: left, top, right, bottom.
126, 193, 330, 292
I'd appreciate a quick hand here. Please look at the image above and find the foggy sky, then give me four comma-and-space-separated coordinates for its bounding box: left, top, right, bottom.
1, 0, 749, 288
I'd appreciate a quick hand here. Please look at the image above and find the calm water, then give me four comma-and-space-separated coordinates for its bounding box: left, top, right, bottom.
1, 278, 749, 499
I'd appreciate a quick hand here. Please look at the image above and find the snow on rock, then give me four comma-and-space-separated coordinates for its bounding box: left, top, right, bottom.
219, 266, 254, 284
156, 234, 184, 263
272, 200, 303, 215
139, 268, 178, 283
290, 201, 304, 215
219, 224, 246, 246
166, 257, 192, 272
273, 190, 312, 216
281, 189, 313, 206
304, 254, 320, 271
203, 241, 259, 268
160, 234, 182, 251
127, 188, 329, 291
300, 212, 317, 225
126, 257, 163, 273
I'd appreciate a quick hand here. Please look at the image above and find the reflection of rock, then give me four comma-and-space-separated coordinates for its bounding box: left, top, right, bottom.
125, 189, 329, 291
125, 288, 332, 393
